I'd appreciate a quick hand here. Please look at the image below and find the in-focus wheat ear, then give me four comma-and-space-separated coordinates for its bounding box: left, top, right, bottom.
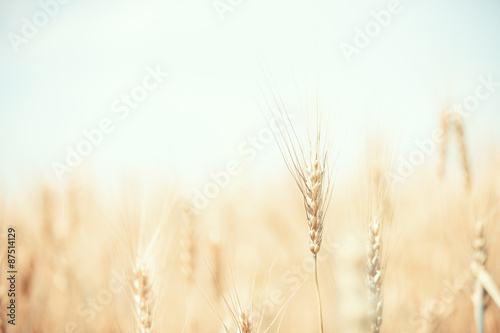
259, 74, 335, 333
306, 159, 324, 255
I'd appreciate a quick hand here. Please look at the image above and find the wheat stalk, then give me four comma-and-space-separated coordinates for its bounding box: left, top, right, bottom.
262, 89, 333, 333
262, 104, 332, 332
260, 84, 335, 332
305, 158, 328, 333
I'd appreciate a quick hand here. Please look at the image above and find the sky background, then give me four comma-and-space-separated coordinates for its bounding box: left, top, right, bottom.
1, 0, 499, 196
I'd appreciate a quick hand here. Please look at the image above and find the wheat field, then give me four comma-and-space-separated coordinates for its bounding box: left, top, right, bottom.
1, 108, 499, 333
1, 1, 500, 332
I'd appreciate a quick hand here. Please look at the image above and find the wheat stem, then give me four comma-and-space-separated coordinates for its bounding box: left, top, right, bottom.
261, 79, 334, 332
473, 279, 485, 333
313, 254, 324, 333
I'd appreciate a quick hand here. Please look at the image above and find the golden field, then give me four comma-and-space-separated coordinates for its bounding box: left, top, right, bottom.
1, 114, 499, 333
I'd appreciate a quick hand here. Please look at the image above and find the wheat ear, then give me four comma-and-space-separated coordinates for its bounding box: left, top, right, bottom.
472, 220, 486, 333
67, 180, 80, 231
453, 116, 472, 191
210, 231, 223, 303
306, 158, 326, 333
41, 185, 54, 241
259, 73, 335, 333
367, 216, 383, 333
238, 309, 253, 333
438, 108, 449, 178
133, 258, 154, 333
307, 160, 325, 255
180, 205, 198, 332
298, 153, 330, 333
181, 205, 196, 284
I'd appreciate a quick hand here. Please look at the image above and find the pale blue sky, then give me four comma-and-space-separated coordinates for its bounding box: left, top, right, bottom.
1, 0, 499, 194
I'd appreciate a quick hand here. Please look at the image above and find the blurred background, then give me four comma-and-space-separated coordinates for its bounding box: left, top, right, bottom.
1, 0, 500, 196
